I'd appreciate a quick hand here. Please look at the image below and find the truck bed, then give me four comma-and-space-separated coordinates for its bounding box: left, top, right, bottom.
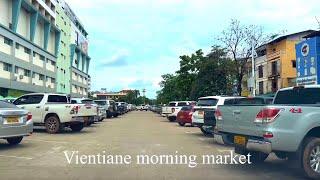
218, 105, 267, 137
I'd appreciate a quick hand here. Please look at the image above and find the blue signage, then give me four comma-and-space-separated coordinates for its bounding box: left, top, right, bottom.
295, 37, 320, 85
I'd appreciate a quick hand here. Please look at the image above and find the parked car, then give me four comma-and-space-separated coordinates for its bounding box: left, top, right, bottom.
71, 98, 100, 125
116, 102, 126, 115
137, 104, 148, 111
162, 101, 195, 122
214, 85, 320, 179
155, 105, 162, 114
192, 96, 242, 135
14, 93, 85, 133
0, 100, 33, 145
176, 105, 194, 126
94, 100, 118, 118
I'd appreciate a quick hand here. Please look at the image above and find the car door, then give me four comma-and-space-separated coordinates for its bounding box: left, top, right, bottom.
14, 94, 44, 123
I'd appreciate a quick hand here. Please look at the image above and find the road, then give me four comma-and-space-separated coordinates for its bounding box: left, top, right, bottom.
0, 111, 306, 179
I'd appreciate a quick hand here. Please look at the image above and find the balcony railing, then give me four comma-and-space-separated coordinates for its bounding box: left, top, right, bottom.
267, 50, 281, 60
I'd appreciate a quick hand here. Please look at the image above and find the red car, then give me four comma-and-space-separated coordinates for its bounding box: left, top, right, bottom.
176, 106, 194, 126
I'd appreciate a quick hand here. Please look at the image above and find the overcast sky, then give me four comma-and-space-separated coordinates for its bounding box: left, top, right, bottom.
67, 0, 319, 98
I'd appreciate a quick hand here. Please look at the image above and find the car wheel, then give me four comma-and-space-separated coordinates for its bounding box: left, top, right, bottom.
248, 151, 269, 163
113, 114, 118, 118
302, 137, 320, 179
7, 136, 23, 145
200, 126, 211, 136
45, 116, 60, 134
70, 123, 84, 132
178, 122, 185, 126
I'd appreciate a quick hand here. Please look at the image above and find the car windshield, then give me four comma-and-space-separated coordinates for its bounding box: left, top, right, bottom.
196, 98, 218, 106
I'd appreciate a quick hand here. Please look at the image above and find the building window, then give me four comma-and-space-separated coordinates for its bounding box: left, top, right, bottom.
24, 47, 31, 54
33, 52, 36, 57
272, 79, 278, 93
3, 63, 12, 72
24, 69, 31, 77
9, 23, 12, 30
40, 55, 45, 61
292, 60, 296, 68
258, 65, 263, 78
51, 78, 55, 83
39, 74, 44, 81
271, 61, 278, 75
259, 81, 264, 94
14, 66, 19, 74
15, 43, 20, 49
4, 37, 13, 46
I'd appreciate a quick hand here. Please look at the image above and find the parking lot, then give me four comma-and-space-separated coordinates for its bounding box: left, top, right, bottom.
0, 111, 306, 179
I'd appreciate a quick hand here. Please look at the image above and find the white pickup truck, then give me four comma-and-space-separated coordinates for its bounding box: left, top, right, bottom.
162, 101, 194, 122
71, 98, 100, 125
192, 96, 242, 135
13, 93, 85, 133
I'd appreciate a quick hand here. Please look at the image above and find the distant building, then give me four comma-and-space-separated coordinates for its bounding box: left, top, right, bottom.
255, 45, 268, 95
265, 30, 314, 93
92, 89, 137, 100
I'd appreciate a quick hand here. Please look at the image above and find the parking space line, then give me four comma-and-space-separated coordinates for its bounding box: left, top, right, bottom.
0, 155, 33, 160
25, 139, 68, 144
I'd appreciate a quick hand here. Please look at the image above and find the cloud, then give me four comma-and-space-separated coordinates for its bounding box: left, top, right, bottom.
99, 49, 129, 67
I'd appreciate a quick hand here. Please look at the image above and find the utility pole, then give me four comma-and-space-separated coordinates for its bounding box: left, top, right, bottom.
251, 39, 256, 97
142, 88, 146, 104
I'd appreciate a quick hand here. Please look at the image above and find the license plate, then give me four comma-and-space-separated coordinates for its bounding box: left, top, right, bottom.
179, 115, 185, 119
234, 135, 246, 146
5, 117, 20, 124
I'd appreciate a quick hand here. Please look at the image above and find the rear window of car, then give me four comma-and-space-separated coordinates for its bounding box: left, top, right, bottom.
0, 101, 17, 108
274, 88, 320, 104
237, 98, 265, 105
81, 99, 94, 104
14, 95, 44, 105
181, 106, 192, 111
196, 98, 218, 106
177, 102, 187, 106
169, 103, 177, 107
48, 95, 68, 103
94, 101, 106, 105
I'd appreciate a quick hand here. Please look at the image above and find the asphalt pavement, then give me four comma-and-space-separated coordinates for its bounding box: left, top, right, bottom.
0, 111, 306, 179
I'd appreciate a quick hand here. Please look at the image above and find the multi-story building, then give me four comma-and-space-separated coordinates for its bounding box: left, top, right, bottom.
0, 0, 60, 97
265, 30, 314, 93
54, 0, 71, 94
58, 0, 90, 98
255, 45, 268, 95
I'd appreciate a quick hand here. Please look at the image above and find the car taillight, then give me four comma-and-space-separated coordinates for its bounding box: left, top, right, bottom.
70, 105, 80, 114
255, 108, 281, 123
172, 108, 175, 113
215, 109, 222, 121
26, 112, 32, 121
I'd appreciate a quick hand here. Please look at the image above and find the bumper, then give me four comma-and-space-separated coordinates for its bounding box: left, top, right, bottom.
0, 121, 33, 139
213, 133, 225, 145
246, 139, 272, 154
215, 132, 272, 154
192, 122, 203, 127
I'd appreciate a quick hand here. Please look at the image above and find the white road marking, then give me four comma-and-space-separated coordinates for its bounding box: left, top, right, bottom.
0, 155, 33, 160
25, 139, 68, 144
